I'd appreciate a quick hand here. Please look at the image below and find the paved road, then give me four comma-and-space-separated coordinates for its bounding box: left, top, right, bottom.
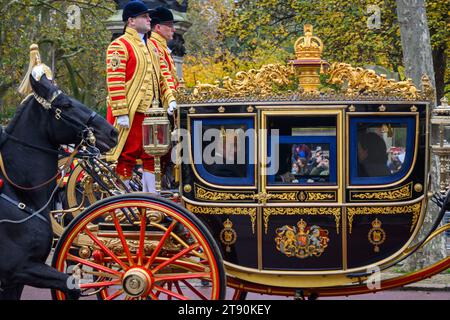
20, 285, 450, 300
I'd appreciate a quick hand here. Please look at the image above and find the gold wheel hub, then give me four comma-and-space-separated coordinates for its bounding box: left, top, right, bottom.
122, 268, 153, 297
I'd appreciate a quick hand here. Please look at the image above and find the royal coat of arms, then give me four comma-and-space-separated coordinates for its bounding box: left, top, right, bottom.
275, 219, 330, 258
220, 219, 237, 252
368, 218, 386, 252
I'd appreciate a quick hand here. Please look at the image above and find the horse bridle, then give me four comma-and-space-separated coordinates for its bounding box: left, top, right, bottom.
34, 89, 98, 147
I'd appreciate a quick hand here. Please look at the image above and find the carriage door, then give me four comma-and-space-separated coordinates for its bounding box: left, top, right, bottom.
259, 108, 345, 271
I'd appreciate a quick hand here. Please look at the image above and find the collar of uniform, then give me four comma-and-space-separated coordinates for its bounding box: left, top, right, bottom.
125, 27, 145, 44
151, 32, 168, 49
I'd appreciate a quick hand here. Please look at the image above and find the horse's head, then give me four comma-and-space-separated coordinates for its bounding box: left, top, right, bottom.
29, 73, 118, 153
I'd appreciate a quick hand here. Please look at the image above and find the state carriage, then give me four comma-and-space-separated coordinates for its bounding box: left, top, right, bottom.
43, 26, 450, 299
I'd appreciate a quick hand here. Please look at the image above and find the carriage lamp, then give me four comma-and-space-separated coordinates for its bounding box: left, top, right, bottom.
142, 100, 171, 193
430, 96, 450, 193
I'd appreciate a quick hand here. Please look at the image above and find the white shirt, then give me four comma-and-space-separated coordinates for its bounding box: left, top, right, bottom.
138, 33, 146, 45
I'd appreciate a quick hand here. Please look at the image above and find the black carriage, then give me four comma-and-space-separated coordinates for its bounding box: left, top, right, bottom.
3, 26, 448, 300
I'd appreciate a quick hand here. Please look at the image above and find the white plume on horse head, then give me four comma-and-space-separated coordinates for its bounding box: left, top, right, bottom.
17, 44, 53, 96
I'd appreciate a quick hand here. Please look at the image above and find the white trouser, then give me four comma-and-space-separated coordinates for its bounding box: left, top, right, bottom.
142, 171, 156, 193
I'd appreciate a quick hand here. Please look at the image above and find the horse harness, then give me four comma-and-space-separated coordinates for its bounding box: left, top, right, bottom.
0, 89, 98, 225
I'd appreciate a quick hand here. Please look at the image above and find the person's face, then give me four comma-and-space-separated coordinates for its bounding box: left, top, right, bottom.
129, 13, 151, 34
391, 152, 399, 160
155, 22, 175, 41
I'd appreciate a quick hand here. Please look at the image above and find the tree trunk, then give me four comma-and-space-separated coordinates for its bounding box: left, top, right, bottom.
396, 0, 446, 272
396, 0, 436, 96
433, 46, 447, 102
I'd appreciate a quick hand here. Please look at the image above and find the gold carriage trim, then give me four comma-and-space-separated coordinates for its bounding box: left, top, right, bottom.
346, 202, 422, 234
185, 203, 257, 234
263, 191, 336, 202
350, 182, 413, 202
194, 184, 255, 202
263, 207, 341, 235
302, 191, 336, 202
268, 192, 299, 202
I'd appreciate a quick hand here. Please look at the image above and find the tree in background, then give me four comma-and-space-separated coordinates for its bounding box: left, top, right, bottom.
0, 0, 115, 122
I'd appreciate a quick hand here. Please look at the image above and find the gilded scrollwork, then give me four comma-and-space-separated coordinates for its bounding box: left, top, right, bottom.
327, 62, 421, 99
195, 185, 255, 202
191, 63, 294, 100
263, 207, 341, 235
269, 192, 299, 201
350, 183, 413, 201
346, 202, 422, 234
185, 203, 257, 234
305, 192, 336, 201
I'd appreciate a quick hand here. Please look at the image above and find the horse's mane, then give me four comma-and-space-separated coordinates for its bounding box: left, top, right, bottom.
4, 95, 34, 134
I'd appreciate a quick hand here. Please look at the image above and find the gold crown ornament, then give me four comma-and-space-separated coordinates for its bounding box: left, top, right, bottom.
290, 24, 328, 93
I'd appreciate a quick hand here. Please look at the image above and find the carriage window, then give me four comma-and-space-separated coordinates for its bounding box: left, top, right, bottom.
191, 118, 255, 186
349, 116, 416, 185
266, 116, 337, 186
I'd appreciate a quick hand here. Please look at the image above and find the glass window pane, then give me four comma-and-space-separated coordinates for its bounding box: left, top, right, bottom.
349, 115, 416, 186
266, 115, 337, 186
201, 124, 247, 178
190, 117, 255, 186
356, 123, 407, 177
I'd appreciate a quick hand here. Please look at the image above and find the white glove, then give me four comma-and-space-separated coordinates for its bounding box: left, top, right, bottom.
117, 115, 130, 129
168, 101, 177, 116
31, 65, 46, 81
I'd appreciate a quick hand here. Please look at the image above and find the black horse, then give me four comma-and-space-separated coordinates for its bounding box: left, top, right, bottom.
0, 74, 118, 300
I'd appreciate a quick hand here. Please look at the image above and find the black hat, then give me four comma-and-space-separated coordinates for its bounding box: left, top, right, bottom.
150, 7, 174, 27
122, 1, 152, 22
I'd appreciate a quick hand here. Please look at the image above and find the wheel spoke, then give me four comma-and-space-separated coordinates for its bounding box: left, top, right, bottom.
151, 243, 199, 274
181, 280, 209, 300
148, 291, 159, 300
67, 254, 123, 277
79, 280, 121, 289
153, 284, 189, 300
174, 281, 183, 296
137, 208, 147, 266
112, 212, 135, 266
167, 282, 172, 301
83, 227, 129, 271
154, 272, 210, 282
105, 289, 125, 301
144, 220, 177, 269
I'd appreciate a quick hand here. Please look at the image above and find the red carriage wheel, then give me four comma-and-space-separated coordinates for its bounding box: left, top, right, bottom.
51, 194, 226, 300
